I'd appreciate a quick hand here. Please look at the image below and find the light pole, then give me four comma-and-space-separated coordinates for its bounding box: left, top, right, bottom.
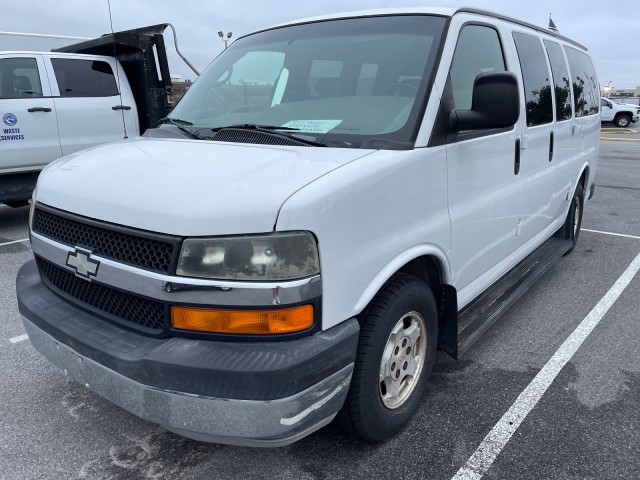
218, 30, 232, 50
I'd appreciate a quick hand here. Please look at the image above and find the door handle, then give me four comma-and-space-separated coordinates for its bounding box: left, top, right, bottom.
549, 131, 554, 162
112, 105, 132, 111
27, 107, 52, 112
514, 138, 521, 175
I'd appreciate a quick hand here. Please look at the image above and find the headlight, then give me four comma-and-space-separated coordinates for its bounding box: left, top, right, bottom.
176, 231, 320, 281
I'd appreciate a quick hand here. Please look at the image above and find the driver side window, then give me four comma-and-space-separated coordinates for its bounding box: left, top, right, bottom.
449, 25, 506, 110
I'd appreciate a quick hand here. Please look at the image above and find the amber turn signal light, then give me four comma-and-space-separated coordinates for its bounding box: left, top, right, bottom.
171, 305, 314, 334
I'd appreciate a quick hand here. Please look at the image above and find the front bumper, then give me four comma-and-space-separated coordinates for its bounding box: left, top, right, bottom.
17, 260, 359, 446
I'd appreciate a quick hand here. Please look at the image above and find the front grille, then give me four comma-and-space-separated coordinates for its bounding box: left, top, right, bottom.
37, 257, 166, 331
212, 128, 312, 147
33, 206, 178, 274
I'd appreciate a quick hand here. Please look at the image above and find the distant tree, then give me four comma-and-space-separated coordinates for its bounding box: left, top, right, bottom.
554, 77, 572, 120
525, 85, 553, 125
573, 77, 586, 116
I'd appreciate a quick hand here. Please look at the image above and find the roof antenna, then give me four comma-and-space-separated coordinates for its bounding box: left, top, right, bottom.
107, 0, 128, 139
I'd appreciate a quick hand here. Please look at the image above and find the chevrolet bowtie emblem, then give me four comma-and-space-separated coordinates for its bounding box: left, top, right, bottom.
66, 247, 100, 280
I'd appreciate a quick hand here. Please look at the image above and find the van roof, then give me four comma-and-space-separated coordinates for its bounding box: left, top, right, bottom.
458, 7, 586, 50
254, 6, 587, 51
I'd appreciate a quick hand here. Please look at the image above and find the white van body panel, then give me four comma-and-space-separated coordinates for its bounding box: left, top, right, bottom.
506, 27, 558, 244
435, 14, 525, 298
37, 138, 375, 236
276, 147, 450, 330
414, 84, 442, 148
426, 12, 598, 309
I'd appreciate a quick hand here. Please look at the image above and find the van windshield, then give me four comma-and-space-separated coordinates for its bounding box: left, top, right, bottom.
168, 15, 446, 148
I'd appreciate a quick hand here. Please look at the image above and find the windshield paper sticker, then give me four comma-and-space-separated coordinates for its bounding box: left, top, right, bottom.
282, 120, 342, 134
1, 113, 24, 141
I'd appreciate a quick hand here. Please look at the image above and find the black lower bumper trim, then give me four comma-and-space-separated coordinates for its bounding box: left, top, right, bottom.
17, 259, 359, 401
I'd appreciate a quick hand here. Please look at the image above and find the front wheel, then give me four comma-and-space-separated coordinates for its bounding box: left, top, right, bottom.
615, 115, 631, 128
337, 274, 437, 442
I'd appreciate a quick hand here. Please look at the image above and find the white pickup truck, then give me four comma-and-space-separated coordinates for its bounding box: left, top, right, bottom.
600, 97, 639, 127
0, 25, 175, 206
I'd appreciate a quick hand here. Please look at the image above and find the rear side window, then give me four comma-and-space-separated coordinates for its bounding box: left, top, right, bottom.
512, 32, 553, 126
0, 57, 43, 98
564, 47, 599, 117
543, 40, 573, 121
449, 25, 506, 110
51, 58, 119, 97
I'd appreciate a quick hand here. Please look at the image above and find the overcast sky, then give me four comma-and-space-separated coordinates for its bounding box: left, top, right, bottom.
1, 0, 638, 89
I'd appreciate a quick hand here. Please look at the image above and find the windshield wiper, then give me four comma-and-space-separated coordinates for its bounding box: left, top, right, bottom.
211, 124, 327, 147
157, 117, 207, 140
211, 124, 299, 132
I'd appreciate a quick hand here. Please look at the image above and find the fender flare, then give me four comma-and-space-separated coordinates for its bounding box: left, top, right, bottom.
353, 244, 451, 315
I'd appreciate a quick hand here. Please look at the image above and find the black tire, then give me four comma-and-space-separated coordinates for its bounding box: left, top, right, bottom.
615, 115, 631, 128
337, 273, 438, 442
561, 183, 584, 255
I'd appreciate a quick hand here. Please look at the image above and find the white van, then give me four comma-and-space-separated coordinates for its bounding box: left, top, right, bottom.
17, 7, 599, 446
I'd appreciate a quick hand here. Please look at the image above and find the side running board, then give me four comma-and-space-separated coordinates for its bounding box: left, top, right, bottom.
456, 236, 573, 358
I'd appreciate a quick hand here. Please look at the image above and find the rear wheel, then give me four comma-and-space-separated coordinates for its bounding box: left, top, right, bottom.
337, 274, 437, 442
561, 183, 584, 255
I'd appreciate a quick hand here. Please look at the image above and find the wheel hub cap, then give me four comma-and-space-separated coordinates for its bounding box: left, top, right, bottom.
573, 196, 581, 236
379, 312, 428, 409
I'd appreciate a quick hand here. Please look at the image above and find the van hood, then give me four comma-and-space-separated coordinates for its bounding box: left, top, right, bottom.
36, 137, 374, 236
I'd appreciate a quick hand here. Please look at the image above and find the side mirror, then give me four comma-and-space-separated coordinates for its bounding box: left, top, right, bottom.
450, 72, 520, 131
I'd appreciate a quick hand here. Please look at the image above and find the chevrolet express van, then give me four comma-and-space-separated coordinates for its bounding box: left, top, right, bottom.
17, 7, 600, 446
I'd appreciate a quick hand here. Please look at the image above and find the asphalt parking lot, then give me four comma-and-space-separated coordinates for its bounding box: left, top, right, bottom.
1, 138, 639, 480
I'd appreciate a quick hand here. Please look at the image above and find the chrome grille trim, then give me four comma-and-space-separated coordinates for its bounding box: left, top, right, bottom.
30, 232, 322, 307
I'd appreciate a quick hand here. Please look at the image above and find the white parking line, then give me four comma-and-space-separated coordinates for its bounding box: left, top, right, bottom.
0, 238, 29, 247
582, 229, 640, 241
452, 251, 640, 480
9, 334, 29, 344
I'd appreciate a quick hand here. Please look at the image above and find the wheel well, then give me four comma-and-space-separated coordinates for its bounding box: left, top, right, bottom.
398, 255, 443, 293
398, 256, 457, 356
579, 168, 588, 189
613, 112, 633, 122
